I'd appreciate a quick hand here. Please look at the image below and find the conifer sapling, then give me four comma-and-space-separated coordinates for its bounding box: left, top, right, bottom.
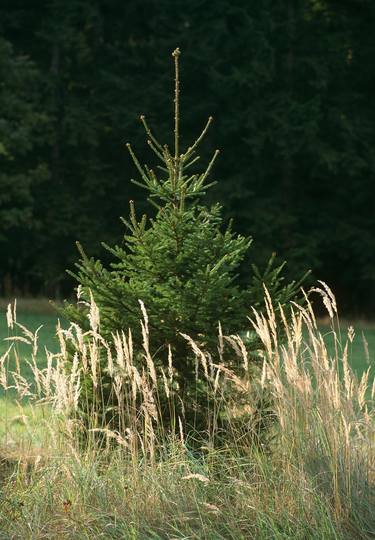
63, 48, 308, 424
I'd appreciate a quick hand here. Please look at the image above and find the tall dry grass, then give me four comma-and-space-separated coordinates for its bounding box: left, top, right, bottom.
0, 286, 374, 538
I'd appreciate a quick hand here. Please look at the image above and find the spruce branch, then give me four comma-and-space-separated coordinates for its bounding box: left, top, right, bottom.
183, 116, 213, 162
197, 149, 220, 187
182, 155, 201, 170
140, 115, 163, 153
126, 143, 149, 185
146, 139, 165, 162
172, 47, 181, 162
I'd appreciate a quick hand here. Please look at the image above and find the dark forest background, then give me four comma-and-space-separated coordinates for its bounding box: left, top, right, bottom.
0, 0, 374, 315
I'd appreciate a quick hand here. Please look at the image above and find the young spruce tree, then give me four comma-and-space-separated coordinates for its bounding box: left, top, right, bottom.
63, 49, 307, 427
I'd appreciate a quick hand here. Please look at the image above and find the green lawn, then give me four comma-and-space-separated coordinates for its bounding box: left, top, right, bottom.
320, 322, 375, 379
0, 301, 64, 447
0, 301, 65, 403
0, 310, 62, 355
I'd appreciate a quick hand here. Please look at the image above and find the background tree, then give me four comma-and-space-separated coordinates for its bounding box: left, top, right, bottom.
0, 0, 374, 314
0, 36, 50, 295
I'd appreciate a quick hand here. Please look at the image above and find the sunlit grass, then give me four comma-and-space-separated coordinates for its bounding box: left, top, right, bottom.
0, 399, 53, 452
319, 320, 375, 378
0, 293, 374, 539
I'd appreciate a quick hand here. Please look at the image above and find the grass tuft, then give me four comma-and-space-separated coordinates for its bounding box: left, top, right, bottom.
0, 290, 374, 539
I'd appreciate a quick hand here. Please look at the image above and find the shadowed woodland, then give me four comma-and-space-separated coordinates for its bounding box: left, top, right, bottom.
1, 0, 374, 315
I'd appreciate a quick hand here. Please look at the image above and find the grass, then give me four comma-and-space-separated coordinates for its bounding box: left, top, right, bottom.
0, 447, 353, 539
0, 293, 374, 539
0, 299, 62, 354
0, 300, 64, 398
320, 321, 375, 377
0, 300, 65, 450
1, 299, 373, 380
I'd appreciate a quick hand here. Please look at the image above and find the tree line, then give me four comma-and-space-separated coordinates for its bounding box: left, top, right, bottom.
0, 0, 374, 315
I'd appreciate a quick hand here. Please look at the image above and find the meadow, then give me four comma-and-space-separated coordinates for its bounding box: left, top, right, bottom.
2, 16, 375, 539
0, 293, 374, 539
1, 299, 373, 389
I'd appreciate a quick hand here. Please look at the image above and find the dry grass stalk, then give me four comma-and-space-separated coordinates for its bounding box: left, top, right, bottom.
1, 287, 374, 527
